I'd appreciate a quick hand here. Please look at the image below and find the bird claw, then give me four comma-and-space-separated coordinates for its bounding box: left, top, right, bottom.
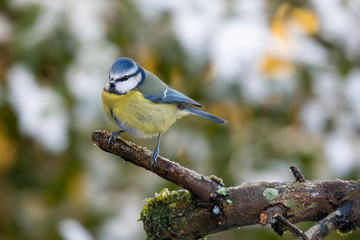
151, 149, 159, 165
108, 131, 124, 146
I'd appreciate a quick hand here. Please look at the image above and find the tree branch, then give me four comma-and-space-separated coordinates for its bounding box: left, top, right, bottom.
92, 130, 360, 240
305, 197, 360, 240
92, 130, 222, 201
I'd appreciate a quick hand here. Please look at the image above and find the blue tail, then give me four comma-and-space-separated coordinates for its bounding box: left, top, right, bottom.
180, 106, 227, 124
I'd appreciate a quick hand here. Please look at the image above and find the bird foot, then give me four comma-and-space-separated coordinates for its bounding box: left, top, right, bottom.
151, 149, 159, 166
108, 130, 124, 146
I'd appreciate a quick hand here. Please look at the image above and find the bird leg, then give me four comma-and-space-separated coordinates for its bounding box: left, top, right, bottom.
151, 133, 162, 165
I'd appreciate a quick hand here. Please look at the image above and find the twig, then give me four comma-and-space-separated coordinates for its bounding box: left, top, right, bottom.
273, 213, 308, 240
92, 130, 222, 201
305, 202, 354, 240
290, 166, 306, 182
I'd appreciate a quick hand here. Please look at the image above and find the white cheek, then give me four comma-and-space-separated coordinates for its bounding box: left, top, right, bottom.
116, 77, 138, 94
135, 73, 142, 82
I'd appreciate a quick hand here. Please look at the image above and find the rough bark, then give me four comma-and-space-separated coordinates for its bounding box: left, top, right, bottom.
92, 130, 360, 240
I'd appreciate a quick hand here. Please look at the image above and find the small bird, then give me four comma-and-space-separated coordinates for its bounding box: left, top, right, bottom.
102, 57, 226, 165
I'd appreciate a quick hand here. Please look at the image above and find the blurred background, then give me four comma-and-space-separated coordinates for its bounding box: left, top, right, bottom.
0, 0, 360, 239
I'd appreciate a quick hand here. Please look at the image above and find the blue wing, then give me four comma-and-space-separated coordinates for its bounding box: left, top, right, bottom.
136, 70, 203, 107
145, 87, 203, 108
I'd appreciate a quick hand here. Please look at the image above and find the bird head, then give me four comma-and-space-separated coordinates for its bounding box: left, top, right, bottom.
104, 57, 145, 95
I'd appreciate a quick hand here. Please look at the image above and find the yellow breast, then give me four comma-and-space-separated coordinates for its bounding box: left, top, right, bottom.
101, 89, 188, 138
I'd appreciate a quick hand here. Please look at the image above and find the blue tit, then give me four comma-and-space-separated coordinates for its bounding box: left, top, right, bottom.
102, 57, 227, 165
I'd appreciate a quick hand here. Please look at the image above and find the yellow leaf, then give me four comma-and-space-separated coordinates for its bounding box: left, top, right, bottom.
261, 54, 294, 79
291, 8, 319, 35
271, 4, 319, 38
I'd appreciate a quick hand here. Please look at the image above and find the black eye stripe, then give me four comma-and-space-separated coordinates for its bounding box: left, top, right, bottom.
115, 68, 141, 82
117, 76, 128, 82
